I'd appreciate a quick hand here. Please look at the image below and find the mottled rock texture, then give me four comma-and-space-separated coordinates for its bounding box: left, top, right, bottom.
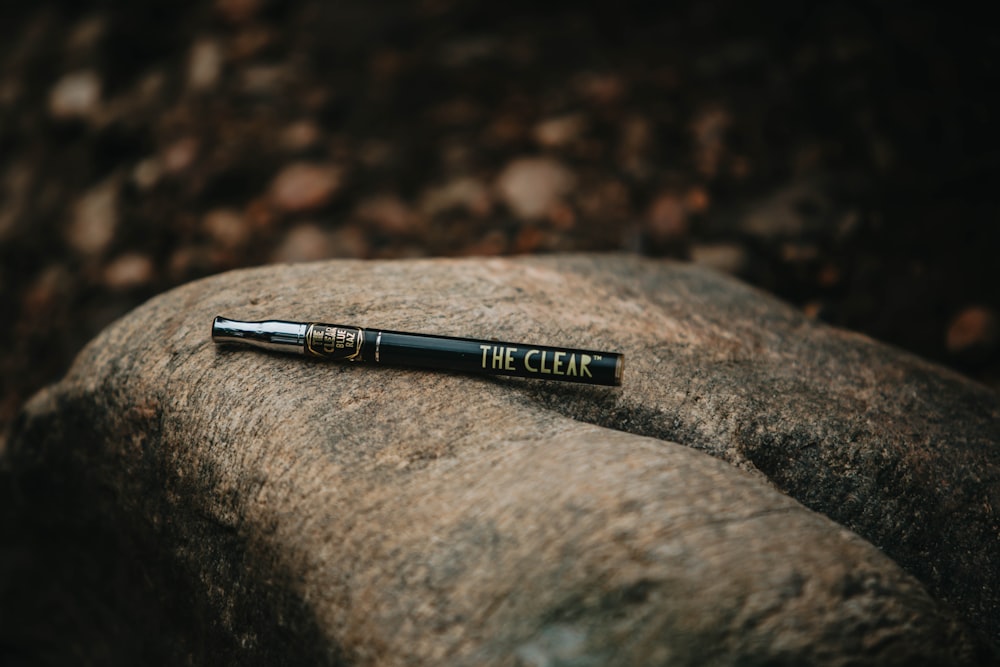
3, 255, 998, 665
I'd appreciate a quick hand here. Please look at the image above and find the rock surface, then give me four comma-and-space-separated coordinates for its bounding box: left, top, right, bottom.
3, 254, 998, 665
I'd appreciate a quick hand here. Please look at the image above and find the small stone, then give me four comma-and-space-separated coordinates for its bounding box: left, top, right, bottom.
240, 65, 287, 95
167, 245, 214, 282
162, 137, 199, 174
372, 244, 426, 260
354, 195, 419, 235
327, 226, 369, 258
460, 229, 507, 256
22, 264, 71, 315
203, 209, 249, 249
780, 243, 818, 263
230, 26, 274, 60
802, 301, 825, 319
280, 120, 322, 152
49, 70, 101, 120
533, 114, 587, 148
817, 263, 841, 287
103, 253, 154, 290
547, 202, 576, 231
730, 155, 752, 179
574, 72, 626, 105
135, 70, 167, 107
188, 38, 223, 92
485, 114, 526, 145
439, 140, 473, 172
740, 181, 828, 238
67, 178, 118, 257
685, 186, 710, 214
946, 307, 998, 354
837, 210, 861, 240
419, 178, 491, 218
269, 163, 343, 213
690, 107, 731, 178
647, 194, 687, 240
514, 226, 548, 253
619, 115, 652, 158
272, 224, 332, 263
359, 140, 394, 168
244, 197, 276, 231
690, 243, 748, 275
132, 158, 163, 191
576, 179, 629, 222
496, 157, 575, 220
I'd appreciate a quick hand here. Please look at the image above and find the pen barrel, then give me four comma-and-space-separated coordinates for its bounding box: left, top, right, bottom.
221, 317, 625, 386
363, 329, 623, 386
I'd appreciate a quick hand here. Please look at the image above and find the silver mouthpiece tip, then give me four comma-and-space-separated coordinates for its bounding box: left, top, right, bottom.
212, 316, 308, 354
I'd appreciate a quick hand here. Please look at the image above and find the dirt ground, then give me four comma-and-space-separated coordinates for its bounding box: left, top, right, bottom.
1, 0, 998, 444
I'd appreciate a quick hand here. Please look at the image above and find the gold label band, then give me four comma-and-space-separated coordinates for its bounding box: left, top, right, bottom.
305, 324, 364, 361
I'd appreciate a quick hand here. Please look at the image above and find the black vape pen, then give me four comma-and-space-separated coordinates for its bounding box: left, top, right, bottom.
212, 316, 623, 386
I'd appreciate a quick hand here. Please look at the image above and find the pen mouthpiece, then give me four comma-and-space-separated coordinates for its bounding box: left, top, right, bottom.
212, 316, 308, 354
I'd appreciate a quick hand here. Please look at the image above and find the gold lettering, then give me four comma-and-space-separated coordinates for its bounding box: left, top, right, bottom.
580, 354, 592, 378
567, 354, 577, 376
505, 347, 517, 371
540, 351, 551, 374
480, 345, 491, 369
553, 351, 565, 375
492, 346, 504, 369
323, 326, 337, 353
524, 349, 539, 372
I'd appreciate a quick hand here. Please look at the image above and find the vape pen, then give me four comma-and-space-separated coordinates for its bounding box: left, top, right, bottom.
212, 316, 623, 386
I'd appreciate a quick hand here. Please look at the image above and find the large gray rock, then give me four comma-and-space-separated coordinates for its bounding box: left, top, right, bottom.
3, 255, 998, 665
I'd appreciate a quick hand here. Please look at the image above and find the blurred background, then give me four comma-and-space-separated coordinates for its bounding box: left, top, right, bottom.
1, 0, 998, 446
